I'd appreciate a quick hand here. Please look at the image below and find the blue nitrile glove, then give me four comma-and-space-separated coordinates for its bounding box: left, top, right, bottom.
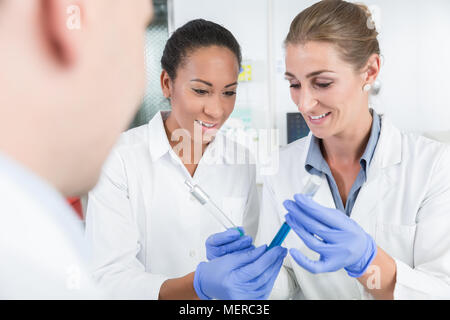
194, 245, 288, 300
206, 227, 254, 261
283, 194, 377, 278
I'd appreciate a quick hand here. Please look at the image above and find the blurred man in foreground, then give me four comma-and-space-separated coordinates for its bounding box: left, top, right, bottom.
0, 0, 153, 298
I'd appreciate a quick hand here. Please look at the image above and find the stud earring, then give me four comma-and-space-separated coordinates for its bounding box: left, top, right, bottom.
363, 84, 372, 92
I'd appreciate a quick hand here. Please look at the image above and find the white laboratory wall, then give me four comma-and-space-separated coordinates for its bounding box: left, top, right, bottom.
171, 0, 450, 145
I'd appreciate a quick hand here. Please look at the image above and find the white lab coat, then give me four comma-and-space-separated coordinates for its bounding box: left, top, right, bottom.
256, 115, 450, 299
0, 154, 102, 299
85, 111, 259, 299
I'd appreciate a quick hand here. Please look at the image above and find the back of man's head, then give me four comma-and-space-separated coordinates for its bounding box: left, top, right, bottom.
0, 0, 153, 196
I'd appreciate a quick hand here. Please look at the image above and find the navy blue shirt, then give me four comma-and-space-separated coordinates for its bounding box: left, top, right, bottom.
304, 110, 381, 216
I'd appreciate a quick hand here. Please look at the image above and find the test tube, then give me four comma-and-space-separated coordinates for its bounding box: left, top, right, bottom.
185, 180, 244, 236
267, 174, 322, 250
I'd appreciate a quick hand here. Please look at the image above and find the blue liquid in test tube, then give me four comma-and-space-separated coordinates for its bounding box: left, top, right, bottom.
267, 222, 292, 250
267, 175, 322, 250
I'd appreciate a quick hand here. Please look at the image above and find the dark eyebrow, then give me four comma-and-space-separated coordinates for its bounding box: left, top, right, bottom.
285, 70, 335, 79
191, 79, 238, 88
191, 79, 213, 87
225, 82, 238, 88
284, 72, 296, 79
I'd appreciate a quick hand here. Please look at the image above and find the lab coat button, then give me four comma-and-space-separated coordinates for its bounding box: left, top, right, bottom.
189, 250, 196, 257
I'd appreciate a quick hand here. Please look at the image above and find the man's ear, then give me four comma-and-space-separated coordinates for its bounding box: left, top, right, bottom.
41, 0, 83, 67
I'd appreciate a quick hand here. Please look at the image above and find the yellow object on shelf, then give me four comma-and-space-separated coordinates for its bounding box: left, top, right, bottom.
239, 64, 252, 82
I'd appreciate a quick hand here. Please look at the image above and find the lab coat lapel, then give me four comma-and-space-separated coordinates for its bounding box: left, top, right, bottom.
350, 115, 402, 232
312, 174, 336, 210
299, 134, 337, 210
350, 166, 386, 233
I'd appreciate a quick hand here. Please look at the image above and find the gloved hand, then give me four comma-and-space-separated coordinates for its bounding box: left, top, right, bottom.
283, 194, 377, 278
194, 245, 287, 300
205, 227, 254, 261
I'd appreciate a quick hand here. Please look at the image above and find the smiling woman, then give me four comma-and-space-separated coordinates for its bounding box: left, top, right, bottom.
161, 44, 240, 155
283, 0, 381, 140
160, 19, 242, 170
85, 19, 264, 301
254, 0, 450, 300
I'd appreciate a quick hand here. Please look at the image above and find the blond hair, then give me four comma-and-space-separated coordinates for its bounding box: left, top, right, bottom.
285, 0, 380, 71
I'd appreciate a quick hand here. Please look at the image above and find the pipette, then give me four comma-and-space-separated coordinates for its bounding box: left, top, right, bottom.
267, 174, 322, 250
185, 180, 244, 236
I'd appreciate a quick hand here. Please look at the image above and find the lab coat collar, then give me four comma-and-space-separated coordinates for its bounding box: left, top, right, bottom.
300, 113, 402, 174
298, 113, 402, 214
370, 114, 402, 169
292, 133, 337, 210
147, 111, 172, 162
146, 111, 235, 165
304, 110, 380, 176
350, 115, 402, 226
